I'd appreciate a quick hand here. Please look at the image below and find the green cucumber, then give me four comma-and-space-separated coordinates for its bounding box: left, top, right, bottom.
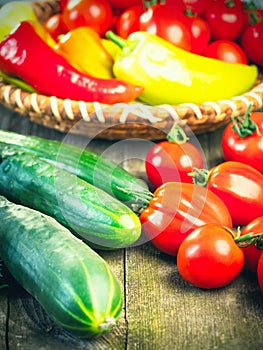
0, 129, 152, 213
0, 143, 141, 249
0, 196, 123, 338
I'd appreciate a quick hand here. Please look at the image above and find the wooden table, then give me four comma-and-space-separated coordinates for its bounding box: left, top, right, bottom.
0, 104, 263, 350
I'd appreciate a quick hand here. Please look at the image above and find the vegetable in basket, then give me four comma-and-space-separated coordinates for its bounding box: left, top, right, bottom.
55, 26, 114, 79
0, 21, 143, 104
106, 30, 258, 105
0, 195, 123, 338
0, 0, 37, 42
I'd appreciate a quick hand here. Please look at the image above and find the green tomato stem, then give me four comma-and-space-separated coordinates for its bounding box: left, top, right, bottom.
167, 124, 189, 144
188, 168, 210, 187
234, 231, 263, 249
231, 103, 261, 138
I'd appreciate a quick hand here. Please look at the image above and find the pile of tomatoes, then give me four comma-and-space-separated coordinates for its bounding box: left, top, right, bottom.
144, 109, 263, 291
45, 0, 263, 66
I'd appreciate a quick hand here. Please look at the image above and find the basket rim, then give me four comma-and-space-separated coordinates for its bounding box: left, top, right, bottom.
0, 0, 263, 139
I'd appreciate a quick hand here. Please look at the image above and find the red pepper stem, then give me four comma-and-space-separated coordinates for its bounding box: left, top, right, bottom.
167, 124, 189, 144
234, 232, 263, 249
105, 31, 126, 49
187, 168, 210, 187
231, 103, 261, 138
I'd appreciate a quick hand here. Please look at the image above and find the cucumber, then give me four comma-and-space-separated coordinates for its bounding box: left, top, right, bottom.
0, 143, 141, 249
0, 196, 123, 338
0, 129, 152, 213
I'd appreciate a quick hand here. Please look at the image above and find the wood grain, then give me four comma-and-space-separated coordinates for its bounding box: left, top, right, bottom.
1, 104, 263, 350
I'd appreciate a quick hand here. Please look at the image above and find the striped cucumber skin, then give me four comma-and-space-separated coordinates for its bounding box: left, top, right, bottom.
0, 196, 123, 338
0, 129, 152, 213
0, 144, 141, 249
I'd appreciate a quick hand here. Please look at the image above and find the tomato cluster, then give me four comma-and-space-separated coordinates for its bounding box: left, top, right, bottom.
45, 0, 263, 66
144, 111, 263, 290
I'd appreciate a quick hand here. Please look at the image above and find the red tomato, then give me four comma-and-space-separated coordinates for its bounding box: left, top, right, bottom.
43, 13, 67, 41
205, 161, 263, 226
222, 111, 263, 173
177, 223, 244, 289
159, 0, 187, 12
61, 0, 112, 35
187, 15, 211, 54
116, 5, 143, 39
204, 0, 244, 41
242, 8, 263, 29
107, 0, 142, 12
139, 4, 192, 51
241, 21, 263, 66
239, 216, 263, 274
257, 253, 263, 291
145, 129, 205, 188
140, 182, 233, 256
183, 0, 212, 16
203, 39, 247, 64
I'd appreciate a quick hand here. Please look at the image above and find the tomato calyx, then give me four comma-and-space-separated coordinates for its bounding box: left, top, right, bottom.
231, 104, 261, 138
188, 168, 209, 186
131, 190, 154, 215
234, 228, 263, 249
167, 124, 189, 144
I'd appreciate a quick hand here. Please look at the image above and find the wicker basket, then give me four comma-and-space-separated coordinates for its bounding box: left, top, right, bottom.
0, 0, 262, 140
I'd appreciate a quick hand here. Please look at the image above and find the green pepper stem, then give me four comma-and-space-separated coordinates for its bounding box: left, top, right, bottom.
231, 103, 261, 138
0, 71, 35, 93
167, 124, 189, 144
105, 31, 127, 49
188, 168, 210, 187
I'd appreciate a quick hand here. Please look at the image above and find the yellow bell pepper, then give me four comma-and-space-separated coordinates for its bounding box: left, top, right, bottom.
106, 31, 258, 105
0, 2, 55, 48
56, 27, 114, 79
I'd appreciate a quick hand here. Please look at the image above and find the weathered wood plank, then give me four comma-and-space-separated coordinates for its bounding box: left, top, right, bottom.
1, 103, 263, 350
0, 288, 8, 350
125, 242, 263, 350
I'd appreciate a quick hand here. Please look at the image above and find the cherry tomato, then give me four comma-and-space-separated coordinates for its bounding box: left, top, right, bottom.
204, 0, 244, 41
257, 253, 263, 291
159, 0, 187, 12
222, 111, 263, 174
242, 7, 263, 28
116, 5, 143, 39
107, 0, 142, 12
203, 39, 247, 64
183, 0, 212, 16
139, 4, 192, 51
187, 15, 211, 54
61, 0, 112, 35
140, 182, 233, 256
240, 216, 263, 274
177, 223, 244, 289
241, 21, 263, 66
145, 126, 205, 188
205, 161, 263, 226
43, 13, 67, 41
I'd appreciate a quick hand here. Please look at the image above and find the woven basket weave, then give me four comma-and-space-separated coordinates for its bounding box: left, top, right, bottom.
0, 0, 262, 140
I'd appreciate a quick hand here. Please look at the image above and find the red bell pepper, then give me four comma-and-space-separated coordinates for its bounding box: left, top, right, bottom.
0, 21, 143, 104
